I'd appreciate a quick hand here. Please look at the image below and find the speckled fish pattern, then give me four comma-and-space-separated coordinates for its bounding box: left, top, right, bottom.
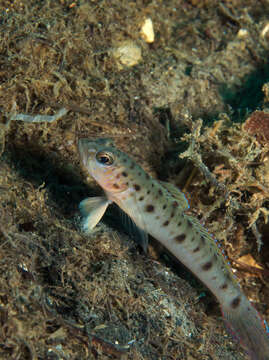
78, 138, 269, 360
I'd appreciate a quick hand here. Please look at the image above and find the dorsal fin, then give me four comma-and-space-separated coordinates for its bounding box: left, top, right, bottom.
160, 181, 189, 210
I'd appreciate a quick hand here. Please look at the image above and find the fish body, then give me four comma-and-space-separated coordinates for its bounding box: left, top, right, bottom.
78, 138, 269, 360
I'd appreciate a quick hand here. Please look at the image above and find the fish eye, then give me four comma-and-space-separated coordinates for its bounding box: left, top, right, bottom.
96, 151, 114, 165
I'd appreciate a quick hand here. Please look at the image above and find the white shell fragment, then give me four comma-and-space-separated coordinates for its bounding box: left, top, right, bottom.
261, 23, 269, 38
237, 28, 248, 39
10, 108, 68, 123
112, 40, 142, 68
140, 18, 154, 43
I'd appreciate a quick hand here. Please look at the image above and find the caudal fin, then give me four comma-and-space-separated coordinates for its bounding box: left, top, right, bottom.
222, 296, 269, 360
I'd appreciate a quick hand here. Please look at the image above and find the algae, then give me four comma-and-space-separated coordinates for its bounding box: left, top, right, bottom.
0, 1, 269, 359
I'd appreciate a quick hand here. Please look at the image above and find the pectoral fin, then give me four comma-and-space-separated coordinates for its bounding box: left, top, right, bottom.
79, 196, 111, 232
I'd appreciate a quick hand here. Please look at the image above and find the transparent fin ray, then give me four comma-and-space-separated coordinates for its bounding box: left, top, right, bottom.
160, 181, 189, 209
79, 196, 111, 231
120, 208, 148, 253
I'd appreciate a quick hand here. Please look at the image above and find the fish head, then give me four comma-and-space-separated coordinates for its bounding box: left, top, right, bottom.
78, 138, 133, 194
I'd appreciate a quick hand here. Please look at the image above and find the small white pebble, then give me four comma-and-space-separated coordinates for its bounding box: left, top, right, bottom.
237, 28, 249, 38
140, 18, 154, 43
112, 41, 142, 68
18, 262, 29, 272
261, 23, 269, 38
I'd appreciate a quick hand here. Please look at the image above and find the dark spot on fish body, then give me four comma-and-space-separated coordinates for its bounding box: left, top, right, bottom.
163, 204, 167, 210
113, 183, 120, 189
158, 189, 163, 196
177, 222, 182, 227
202, 261, 213, 271
147, 190, 151, 195
122, 171, 128, 177
163, 220, 169, 226
172, 201, 178, 208
213, 253, 218, 262
146, 174, 150, 180
170, 211, 175, 218
124, 182, 129, 186
225, 273, 234, 283
220, 283, 228, 290
193, 246, 200, 253
134, 184, 141, 191
138, 196, 144, 201
194, 236, 205, 251
231, 296, 241, 309
187, 219, 193, 228
174, 234, 186, 243
146, 204, 154, 212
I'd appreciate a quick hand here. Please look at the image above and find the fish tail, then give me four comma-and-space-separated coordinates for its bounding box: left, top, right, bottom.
221, 296, 269, 360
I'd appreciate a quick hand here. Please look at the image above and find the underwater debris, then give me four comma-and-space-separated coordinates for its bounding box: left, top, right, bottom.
179, 116, 228, 196
236, 253, 264, 275
0, 105, 68, 157
9, 107, 68, 123
45, 299, 134, 357
243, 110, 269, 144
112, 40, 142, 69
260, 22, 269, 39
178, 112, 269, 254
0, 122, 6, 157
237, 28, 249, 39
251, 222, 263, 253
140, 18, 155, 43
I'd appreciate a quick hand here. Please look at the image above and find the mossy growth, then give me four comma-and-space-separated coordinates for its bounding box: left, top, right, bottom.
1, 1, 269, 359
